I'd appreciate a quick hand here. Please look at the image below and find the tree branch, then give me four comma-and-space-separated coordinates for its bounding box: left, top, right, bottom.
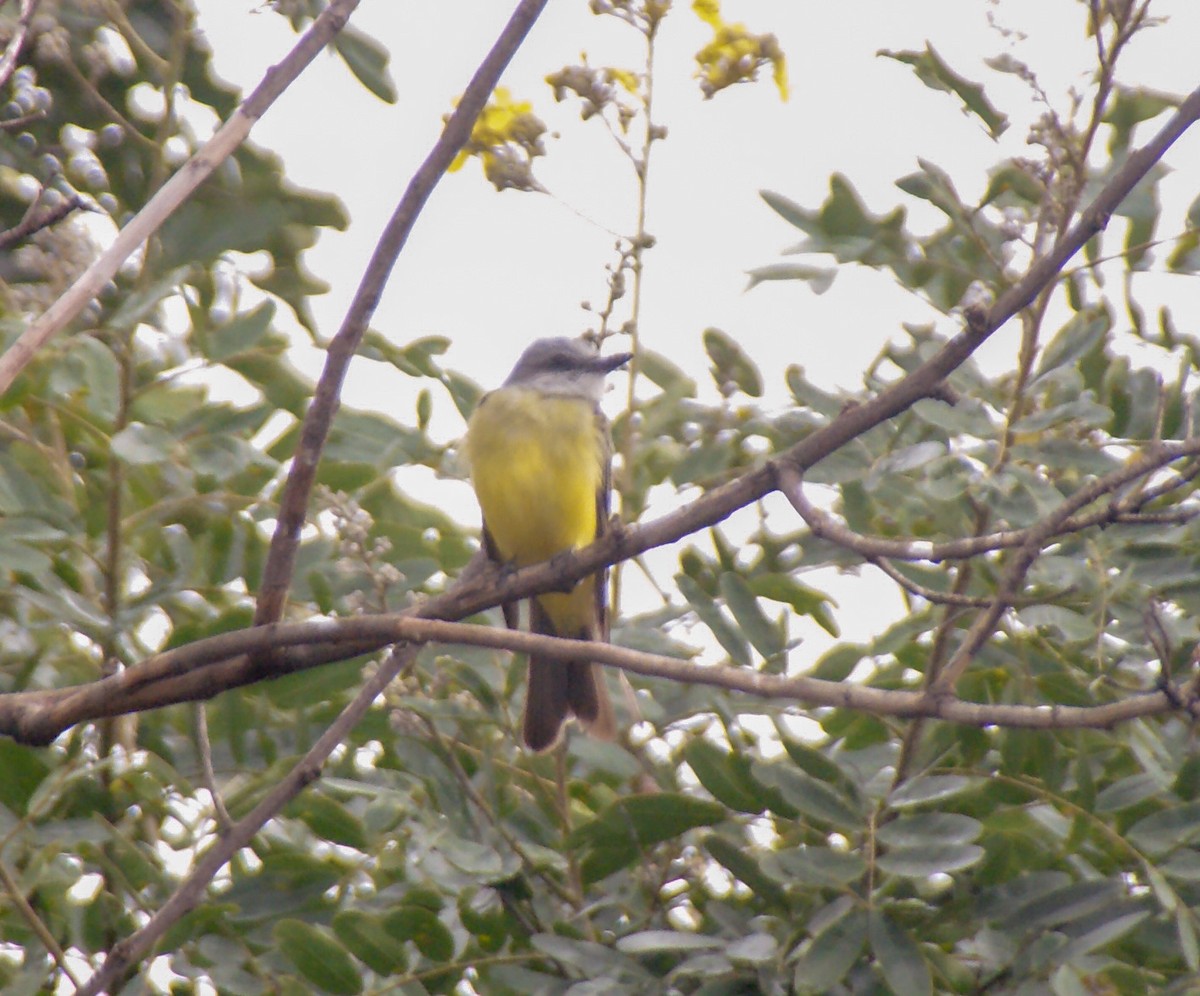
1, 612, 1189, 750
0, 0, 38, 92
0, 0, 363, 395
0, 189, 89, 252
75, 644, 418, 996
253, 0, 552, 625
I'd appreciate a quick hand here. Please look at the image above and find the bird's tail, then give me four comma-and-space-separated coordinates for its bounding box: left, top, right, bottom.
523, 599, 615, 752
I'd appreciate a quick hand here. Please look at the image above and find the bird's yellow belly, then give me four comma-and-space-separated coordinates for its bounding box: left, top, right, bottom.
466, 389, 604, 632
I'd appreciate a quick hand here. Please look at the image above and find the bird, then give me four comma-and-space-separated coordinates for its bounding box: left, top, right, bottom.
464, 336, 632, 751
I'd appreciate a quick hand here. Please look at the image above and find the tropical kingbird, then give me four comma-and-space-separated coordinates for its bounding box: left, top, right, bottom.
465, 336, 632, 751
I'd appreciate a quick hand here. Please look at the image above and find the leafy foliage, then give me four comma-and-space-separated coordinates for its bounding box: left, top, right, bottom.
1, 2, 1200, 995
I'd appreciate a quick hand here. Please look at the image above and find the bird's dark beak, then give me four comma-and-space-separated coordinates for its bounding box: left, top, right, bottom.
600, 351, 633, 373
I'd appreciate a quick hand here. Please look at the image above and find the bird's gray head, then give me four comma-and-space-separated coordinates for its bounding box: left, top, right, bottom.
502, 337, 633, 402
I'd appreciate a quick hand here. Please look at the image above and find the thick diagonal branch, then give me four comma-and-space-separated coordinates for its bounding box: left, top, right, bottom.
254, 0, 552, 624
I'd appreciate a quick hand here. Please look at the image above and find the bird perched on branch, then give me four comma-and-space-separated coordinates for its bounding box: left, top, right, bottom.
465, 336, 631, 751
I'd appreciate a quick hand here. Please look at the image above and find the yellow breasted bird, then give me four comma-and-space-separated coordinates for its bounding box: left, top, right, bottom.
465, 336, 631, 751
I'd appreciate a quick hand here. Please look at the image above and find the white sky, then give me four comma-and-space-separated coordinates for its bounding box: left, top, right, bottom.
185, 0, 1200, 655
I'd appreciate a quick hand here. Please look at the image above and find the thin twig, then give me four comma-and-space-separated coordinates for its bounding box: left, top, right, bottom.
867, 555, 998, 609
75, 643, 417, 996
0, 855, 83, 991
191, 701, 232, 832
0, 190, 88, 251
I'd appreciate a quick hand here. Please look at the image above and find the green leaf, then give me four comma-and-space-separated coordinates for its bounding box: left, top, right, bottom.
748, 573, 838, 637
703, 327, 763, 397
111, 422, 178, 465
332, 910, 406, 976
615, 931, 724, 954
719, 572, 784, 661
685, 739, 771, 813
876, 843, 985, 878
0, 535, 53, 576
1127, 802, 1200, 855
206, 300, 275, 361
638, 349, 697, 395
876, 812, 982, 847
333, 25, 398, 103
570, 793, 727, 883
0, 740, 50, 814
1001, 880, 1121, 931
1032, 308, 1110, 385
761, 188, 821, 235
1102, 84, 1177, 152
188, 434, 259, 480
1015, 605, 1095, 644
105, 267, 189, 330
1058, 910, 1149, 963
753, 762, 863, 829
745, 262, 836, 293
677, 573, 751, 667
869, 909, 932, 996
383, 905, 455, 962
73, 335, 121, 422
1094, 773, 1162, 813
274, 919, 362, 995
868, 441, 946, 484
761, 845, 865, 887
726, 932, 778, 965
1178, 907, 1200, 972
702, 833, 787, 907
533, 934, 646, 979
288, 792, 367, 850
223, 351, 314, 417
881, 43, 1008, 139
810, 643, 865, 681
793, 909, 867, 992
889, 775, 978, 808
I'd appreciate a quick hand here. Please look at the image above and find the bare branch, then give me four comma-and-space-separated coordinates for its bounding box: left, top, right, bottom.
0, 0, 363, 395
0, 189, 88, 252
75, 644, 418, 996
1, 612, 1188, 750
254, 0, 552, 625
0, 0, 37, 91
867, 556, 999, 609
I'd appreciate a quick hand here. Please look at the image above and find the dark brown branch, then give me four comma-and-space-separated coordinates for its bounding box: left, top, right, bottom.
254, 0, 551, 625
1, 612, 1188, 750
867, 556, 999, 609
76, 644, 417, 996
0, 108, 44, 131
7, 431, 1200, 744
0, 190, 88, 252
